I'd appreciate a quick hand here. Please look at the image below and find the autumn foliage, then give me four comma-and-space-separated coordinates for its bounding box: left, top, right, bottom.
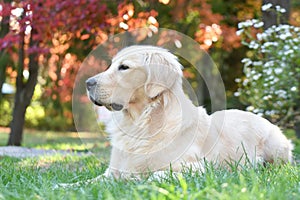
0, 0, 253, 132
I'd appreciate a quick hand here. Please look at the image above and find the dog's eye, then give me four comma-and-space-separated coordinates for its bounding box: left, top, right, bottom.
118, 65, 129, 71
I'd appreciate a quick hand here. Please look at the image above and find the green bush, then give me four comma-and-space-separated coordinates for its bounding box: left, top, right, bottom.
37, 114, 75, 131
25, 103, 45, 128
0, 98, 12, 126
24, 84, 47, 129
236, 4, 300, 127
1, 84, 76, 131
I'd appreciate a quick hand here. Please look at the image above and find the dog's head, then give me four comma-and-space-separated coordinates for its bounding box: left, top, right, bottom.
86, 45, 183, 111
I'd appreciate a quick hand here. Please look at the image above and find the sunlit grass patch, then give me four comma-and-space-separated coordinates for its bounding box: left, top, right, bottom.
0, 129, 299, 199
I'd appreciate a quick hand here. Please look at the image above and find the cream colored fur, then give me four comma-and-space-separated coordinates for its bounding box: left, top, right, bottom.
87, 45, 293, 178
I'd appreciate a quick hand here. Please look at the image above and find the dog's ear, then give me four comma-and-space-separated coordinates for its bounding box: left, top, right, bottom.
144, 52, 183, 98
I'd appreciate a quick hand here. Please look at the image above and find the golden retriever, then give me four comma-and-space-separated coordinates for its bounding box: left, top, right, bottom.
86, 45, 293, 178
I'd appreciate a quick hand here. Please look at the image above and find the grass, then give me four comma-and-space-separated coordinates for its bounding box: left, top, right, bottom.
0, 129, 300, 200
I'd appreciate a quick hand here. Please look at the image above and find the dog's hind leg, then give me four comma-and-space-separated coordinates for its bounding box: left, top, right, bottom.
262, 126, 294, 164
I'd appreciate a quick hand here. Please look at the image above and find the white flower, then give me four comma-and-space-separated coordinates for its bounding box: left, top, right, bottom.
262, 3, 272, 11
234, 92, 240, 97
264, 61, 274, 68
265, 68, 272, 75
263, 95, 272, 100
280, 8, 286, 13
284, 49, 294, 55
265, 30, 274, 37
256, 33, 262, 41
253, 61, 263, 66
279, 32, 292, 40
251, 70, 256, 75
265, 75, 273, 80
242, 58, 253, 67
235, 78, 241, 83
253, 108, 260, 113
238, 20, 253, 29
265, 110, 276, 115
241, 58, 251, 63
254, 21, 264, 28
249, 41, 259, 49
274, 68, 283, 74
237, 22, 243, 29
280, 24, 290, 30
291, 86, 297, 92
244, 61, 252, 67
246, 106, 255, 111
253, 74, 261, 80
283, 45, 290, 50
275, 26, 281, 32
275, 90, 287, 98
275, 5, 286, 13
242, 78, 249, 86
236, 29, 244, 36
263, 42, 278, 48
293, 38, 299, 43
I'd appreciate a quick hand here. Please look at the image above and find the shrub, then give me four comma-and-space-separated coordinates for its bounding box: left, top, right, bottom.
0, 98, 13, 126
235, 4, 300, 128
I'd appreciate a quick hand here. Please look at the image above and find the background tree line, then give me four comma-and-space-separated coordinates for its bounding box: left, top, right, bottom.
0, 0, 299, 145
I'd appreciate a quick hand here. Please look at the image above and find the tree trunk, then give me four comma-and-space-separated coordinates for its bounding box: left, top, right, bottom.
8, 27, 39, 146
295, 120, 300, 139
295, 100, 300, 138
0, 55, 7, 100
262, 0, 290, 29
8, 27, 25, 146
8, 98, 27, 146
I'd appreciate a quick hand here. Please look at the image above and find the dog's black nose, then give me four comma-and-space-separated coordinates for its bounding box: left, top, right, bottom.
86, 78, 97, 90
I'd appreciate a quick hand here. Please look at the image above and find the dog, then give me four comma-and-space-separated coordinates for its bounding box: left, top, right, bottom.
86, 45, 293, 178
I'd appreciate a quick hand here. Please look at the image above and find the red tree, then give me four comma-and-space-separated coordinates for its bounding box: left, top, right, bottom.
1, 0, 108, 145
1, 0, 162, 145
1, 0, 247, 145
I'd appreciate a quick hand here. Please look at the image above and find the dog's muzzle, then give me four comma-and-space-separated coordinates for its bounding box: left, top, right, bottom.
86, 78, 124, 111
86, 77, 97, 91
86, 78, 102, 106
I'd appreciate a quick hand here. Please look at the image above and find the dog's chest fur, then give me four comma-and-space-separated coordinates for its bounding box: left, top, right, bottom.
105, 92, 211, 173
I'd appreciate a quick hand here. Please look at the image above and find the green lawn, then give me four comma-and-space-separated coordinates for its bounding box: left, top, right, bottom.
0, 129, 299, 200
